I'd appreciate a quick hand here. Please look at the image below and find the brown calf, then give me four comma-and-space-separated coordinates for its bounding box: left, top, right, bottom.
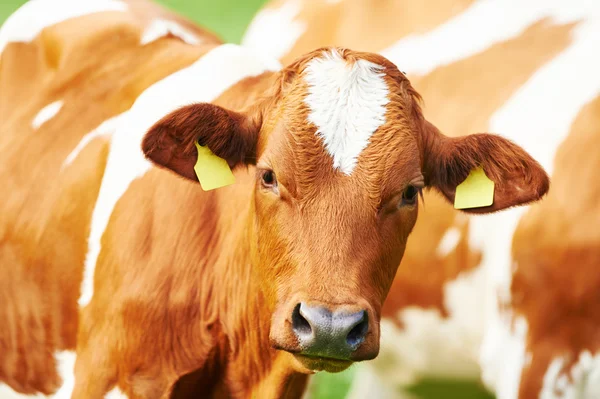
0, 1, 548, 398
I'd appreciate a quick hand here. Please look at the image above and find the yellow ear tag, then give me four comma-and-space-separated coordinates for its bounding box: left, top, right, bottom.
454, 166, 495, 209
193, 142, 236, 191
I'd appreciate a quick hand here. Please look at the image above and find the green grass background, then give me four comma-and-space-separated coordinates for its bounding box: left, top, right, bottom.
0, 1, 495, 398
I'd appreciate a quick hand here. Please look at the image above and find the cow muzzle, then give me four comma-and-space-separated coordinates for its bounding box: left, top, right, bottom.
270, 299, 380, 372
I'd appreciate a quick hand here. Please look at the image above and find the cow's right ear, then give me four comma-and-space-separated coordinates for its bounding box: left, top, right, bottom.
141, 103, 261, 182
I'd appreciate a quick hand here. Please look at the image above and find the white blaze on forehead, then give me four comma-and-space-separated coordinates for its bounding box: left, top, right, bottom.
540, 351, 600, 399
79, 44, 281, 307
304, 49, 390, 175
241, 0, 306, 61
0, 0, 127, 55
140, 19, 201, 46
32, 100, 63, 130
382, 0, 597, 76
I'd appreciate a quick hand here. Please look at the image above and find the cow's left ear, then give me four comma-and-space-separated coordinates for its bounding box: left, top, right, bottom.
421, 120, 550, 214
141, 103, 261, 182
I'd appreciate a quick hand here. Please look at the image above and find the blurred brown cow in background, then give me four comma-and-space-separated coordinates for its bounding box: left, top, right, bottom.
243, 1, 600, 398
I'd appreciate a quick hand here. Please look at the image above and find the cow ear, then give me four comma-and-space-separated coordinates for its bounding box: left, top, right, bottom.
421, 120, 550, 214
141, 103, 261, 182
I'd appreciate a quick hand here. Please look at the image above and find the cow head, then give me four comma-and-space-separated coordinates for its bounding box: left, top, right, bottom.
141, 48, 549, 373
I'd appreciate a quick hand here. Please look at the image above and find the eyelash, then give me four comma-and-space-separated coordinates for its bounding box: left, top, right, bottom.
258, 170, 420, 206
400, 185, 421, 207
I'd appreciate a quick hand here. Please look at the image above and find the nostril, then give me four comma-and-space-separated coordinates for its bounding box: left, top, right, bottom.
346, 311, 368, 348
292, 303, 312, 338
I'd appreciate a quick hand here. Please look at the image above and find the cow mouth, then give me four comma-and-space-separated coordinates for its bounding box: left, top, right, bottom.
292, 354, 354, 373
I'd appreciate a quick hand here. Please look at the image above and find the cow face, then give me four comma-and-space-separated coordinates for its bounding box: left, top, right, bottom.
142, 47, 549, 373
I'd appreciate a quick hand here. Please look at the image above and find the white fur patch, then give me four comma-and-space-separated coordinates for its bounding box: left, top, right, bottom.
0, 0, 127, 55
303, 49, 389, 175
436, 227, 461, 258
105, 387, 129, 399
0, 384, 43, 398
477, 13, 600, 398
0, 350, 77, 398
355, 265, 487, 395
480, 314, 529, 399
241, 0, 306, 61
78, 44, 281, 307
345, 364, 402, 399
62, 112, 128, 169
381, 0, 596, 76
32, 100, 63, 130
540, 351, 600, 399
140, 19, 201, 46
51, 351, 76, 399
0, 350, 128, 398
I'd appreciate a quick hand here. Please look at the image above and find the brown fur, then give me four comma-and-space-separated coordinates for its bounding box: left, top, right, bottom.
512, 95, 600, 398
134, 47, 547, 397
1, 3, 549, 398
0, 1, 219, 395
250, 1, 599, 397
261, 0, 477, 65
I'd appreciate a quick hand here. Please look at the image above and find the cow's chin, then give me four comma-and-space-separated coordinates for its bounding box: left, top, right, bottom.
291, 354, 354, 374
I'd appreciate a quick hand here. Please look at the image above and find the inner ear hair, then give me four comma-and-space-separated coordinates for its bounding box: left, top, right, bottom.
143, 103, 261, 168
421, 120, 547, 190
420, 119, 550, 213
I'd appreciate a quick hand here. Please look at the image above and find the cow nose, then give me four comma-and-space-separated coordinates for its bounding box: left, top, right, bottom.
291, 303, 369, 360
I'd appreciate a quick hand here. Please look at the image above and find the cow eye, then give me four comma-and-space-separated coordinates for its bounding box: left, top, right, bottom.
261, 169, 277, 189
400, 185, 420, 207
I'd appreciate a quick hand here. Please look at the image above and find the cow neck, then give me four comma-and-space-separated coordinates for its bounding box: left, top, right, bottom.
206, 194, 305, 397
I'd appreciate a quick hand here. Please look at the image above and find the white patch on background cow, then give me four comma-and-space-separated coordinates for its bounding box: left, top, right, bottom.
303, 49, 389, 175
488, 19, 600, 177
62, 112, 128, 169
51, 351, 76, 399
477, 14, 600, 398
0, 349, 127, 398
347, 265, 487, 397
436, 227, 461, 257
105, 387, 129, 399
345, 364, 407, 399
140, 19, 201, 46
540, 351, 600, 399
381, 0, 596, 76
241, 0, 306, 61
0, 385, 43, 398
0, 0, 127, 55
0, 385, 39, 398
79, 44, 281, 307
32, 100, 63, 130
0, 351, 77, 398
480, 314, 529, 399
